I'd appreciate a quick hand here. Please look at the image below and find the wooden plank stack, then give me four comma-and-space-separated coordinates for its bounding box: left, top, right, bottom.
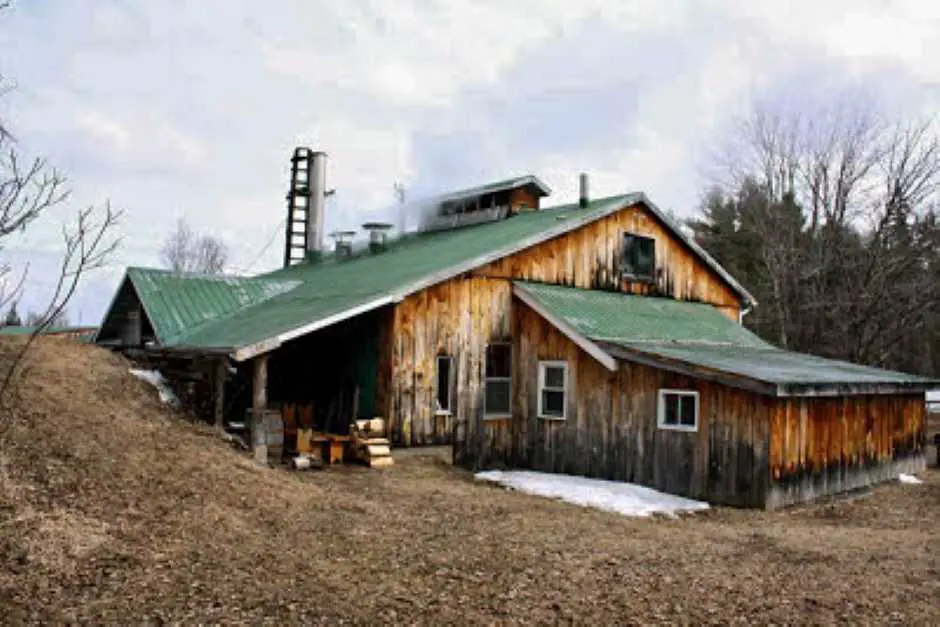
349, 418, 394, 468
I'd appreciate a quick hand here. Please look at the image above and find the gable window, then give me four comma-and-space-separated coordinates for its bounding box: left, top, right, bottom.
537, 361, 568, 420
435, 355, 455, 415
657, 389, 699, 432
484, 343, 512, 417
622, 232, 656, 280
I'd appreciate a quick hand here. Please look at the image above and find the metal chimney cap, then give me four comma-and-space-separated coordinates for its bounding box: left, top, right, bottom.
329, 230, 356, 242
361, 221, 394, 231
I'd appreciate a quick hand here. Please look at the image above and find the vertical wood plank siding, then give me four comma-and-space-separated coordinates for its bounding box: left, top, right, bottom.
474, 203, 742, 319
384, 277, 513, 453
380, 200, 926, 507
506, 302, 771, 507
509, 188, 540, 213
385, 202, 744, 446
767, 395, 927, 508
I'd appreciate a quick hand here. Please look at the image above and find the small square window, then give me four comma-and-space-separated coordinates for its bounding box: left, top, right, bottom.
622, 233, 656, 280
657, 389, 698, 432
538, 361, 568, 420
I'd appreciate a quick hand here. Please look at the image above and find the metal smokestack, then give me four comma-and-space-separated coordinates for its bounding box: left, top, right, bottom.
307, 151, 328, 255
579, 172, 589, 209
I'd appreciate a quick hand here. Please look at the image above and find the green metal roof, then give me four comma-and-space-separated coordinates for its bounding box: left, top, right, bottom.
145, 194, 639, 354
102, 184, 756, 359
124, 267, 301, 346
620, 342, 938, 388
513, 281, 768, 348
514, 281, 938, 395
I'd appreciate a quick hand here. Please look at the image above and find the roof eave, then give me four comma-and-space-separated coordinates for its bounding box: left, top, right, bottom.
598, 341, 778, 396
513, 284, 618, 372
231, 294, 399, 362
777, 380, 940, 398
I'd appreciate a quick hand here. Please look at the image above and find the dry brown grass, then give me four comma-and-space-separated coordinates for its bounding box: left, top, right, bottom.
1, 338, 939, 625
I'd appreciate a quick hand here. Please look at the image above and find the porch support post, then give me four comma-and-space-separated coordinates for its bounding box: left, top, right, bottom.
214, 358, 227, 428
252, 354, 269, 464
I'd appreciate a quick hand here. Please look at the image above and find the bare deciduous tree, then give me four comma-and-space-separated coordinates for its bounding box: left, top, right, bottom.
696, 92, 940, 376
0, 92, 69, 312
160, 218, 228, 275
0, 0, 124, 409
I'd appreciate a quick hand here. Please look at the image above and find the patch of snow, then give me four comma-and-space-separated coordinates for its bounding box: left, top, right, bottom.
475, 470, 709, 518
129, 369, 180, 408
899, 473, 923, 485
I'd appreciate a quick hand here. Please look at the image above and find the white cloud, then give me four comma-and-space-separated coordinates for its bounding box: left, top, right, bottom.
1, 0, 939, 323
73, 109, 132, 153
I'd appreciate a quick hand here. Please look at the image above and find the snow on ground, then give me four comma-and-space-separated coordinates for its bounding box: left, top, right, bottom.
129, 369, 180, 408
476, 470, 709, 518
899, 473, 923, 484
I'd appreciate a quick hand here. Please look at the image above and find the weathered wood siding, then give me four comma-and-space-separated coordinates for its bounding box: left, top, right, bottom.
509, 187, 541, 213
767, 395, 927, 508
475, 301, 771, 507
384, 276, 513, 451
475, 202, 741, 319
384, 200, 746, 448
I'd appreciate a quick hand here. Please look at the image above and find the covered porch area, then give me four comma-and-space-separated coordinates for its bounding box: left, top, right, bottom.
225, 305, 394, 466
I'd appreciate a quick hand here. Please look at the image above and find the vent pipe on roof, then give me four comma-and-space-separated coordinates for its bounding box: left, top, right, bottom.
330, 230, 355, 258
362, 222, 394, 254
579, 173, 589, 209
307, 151, 329, 256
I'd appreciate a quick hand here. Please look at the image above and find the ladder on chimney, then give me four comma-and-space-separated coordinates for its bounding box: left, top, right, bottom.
283, 147, 313, 268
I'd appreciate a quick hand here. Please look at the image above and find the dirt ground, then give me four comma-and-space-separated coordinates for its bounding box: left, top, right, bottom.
1, 339, 939, 625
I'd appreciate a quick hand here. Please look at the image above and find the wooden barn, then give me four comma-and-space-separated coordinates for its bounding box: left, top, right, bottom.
95, 149, 937, 508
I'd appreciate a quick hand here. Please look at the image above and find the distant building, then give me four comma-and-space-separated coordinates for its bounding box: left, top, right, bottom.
0, 325, 97, 342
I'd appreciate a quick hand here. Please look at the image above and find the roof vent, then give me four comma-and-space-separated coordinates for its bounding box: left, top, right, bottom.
579, 173, 589, 209
329, 230, 356, 258
362, 222, 394, 254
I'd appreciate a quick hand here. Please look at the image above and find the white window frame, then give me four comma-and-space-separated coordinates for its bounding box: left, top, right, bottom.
435, 355, 455, 416
657, 389, 699, 432
537, 361, 568, 420
483, 342, 512, 419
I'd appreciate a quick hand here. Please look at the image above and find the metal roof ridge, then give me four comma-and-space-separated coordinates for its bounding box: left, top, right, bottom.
434, 174, 552, 203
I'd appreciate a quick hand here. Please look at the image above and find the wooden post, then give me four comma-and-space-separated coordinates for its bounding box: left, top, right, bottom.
252, 354, 269, 465
214, 359, 226, 428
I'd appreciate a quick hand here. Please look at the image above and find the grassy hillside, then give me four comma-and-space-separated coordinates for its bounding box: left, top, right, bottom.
1, 338, 938, 624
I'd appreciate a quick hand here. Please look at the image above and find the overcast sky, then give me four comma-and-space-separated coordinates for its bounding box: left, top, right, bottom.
1, 1, 939, 325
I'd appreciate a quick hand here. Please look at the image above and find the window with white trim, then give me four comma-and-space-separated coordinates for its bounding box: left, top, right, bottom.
657, 389, 699, 431
484, 343, 512, 417
538, 361, 568, 419
435, 355, 455, 415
